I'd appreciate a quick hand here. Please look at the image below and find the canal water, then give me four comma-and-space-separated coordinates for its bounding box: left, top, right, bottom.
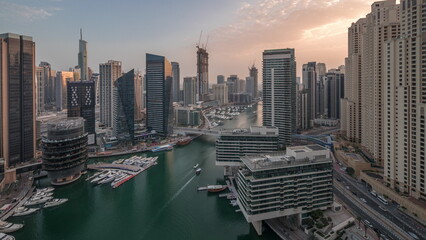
15, 103, 280, 240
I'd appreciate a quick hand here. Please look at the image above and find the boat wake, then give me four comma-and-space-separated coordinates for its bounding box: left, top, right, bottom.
140, 175, 196, 239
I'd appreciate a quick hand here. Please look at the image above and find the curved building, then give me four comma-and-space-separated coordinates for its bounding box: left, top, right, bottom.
42, 118, 88, 185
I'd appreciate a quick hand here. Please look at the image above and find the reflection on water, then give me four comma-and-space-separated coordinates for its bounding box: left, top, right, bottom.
16, 103, 279, 240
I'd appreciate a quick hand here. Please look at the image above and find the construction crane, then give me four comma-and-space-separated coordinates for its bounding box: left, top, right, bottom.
197, 31, 203, 49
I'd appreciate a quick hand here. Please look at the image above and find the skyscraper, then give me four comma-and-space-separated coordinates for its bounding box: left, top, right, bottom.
249, 64, 258, 98
325, 68, 345, 119
99, 60, 122, 127
217, 75, 225, 84
146, 53, 173, 136
316, 63, 327, 117
384, 0, 424, 200
113, 70, 135, 141
341, 19, 366, 143
262, 49, 296, 146
78, 29, 88, 81
171, 62, 180, 102
213, 84, 228, 106
183, 77, 197, 106
361, 0, 399, 166
56, 71, 75, 111
134, 70, 143, 121
67, 80, 96, 144
0, 33, 36, 167
196, 46, 208, 100
245, 77, 254, 98
36, 66, 46, 115
302, 62, 317, 129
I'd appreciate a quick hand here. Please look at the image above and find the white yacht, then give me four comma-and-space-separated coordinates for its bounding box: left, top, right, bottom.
25, 196, 53, 206
0, 233, 15, 240
0, 221, 23, 233
36, 187, 54, 193
43, 199, 68, 208
34, 192, 53, 197
13, 207, 39, 217
193, 164, 199, 169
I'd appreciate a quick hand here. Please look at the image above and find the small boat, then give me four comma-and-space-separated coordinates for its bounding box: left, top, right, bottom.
34, 192, 53, 197
151, 144, 173, 152
0, 233, 15, 240
13, 207, 39, 217
195, 168, 202, 175
36, 187, 54, 193
206, 185, 228, 193
0, 221, 23, 233
177, 137, 192, 146
43, 199, 68, 208
193, 164, 199, 169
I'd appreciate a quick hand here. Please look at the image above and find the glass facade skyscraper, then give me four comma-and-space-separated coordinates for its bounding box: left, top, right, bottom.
0, 33, 36, 167
146, 53, 173, 136
113, 69, 135, 141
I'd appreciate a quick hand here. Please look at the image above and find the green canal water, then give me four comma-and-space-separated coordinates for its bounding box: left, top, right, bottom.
14, 103, 280, 240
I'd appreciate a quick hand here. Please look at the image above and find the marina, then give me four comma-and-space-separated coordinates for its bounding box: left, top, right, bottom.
87, 156, 159, 189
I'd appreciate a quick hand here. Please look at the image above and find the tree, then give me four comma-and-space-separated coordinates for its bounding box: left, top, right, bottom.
346, 167, 355, 176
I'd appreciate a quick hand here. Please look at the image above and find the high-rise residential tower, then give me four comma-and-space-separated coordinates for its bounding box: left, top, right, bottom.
171, 62, 180, 102
325, 68, 345, 119
183, 77, 197, 106
0, 33, 36, 167
196, 46, 208, 100
341, 18, 366, 143
146, 53, 173, 136
361, 0, 400, 166
249, 64, 258, 98
262, 49, 296, 146
78, 29, 88, 81
302, 62, 317, 129
213, 84, 228, 106
384, 0, 425, 200
99, 60, 122, 127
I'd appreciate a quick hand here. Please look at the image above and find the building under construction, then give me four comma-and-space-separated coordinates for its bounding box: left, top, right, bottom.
196, 42, 209, 101
42, 117, 88, 185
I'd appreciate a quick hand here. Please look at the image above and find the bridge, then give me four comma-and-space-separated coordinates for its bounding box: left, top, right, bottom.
173, 127, 334, 150
173, 127, 221, 136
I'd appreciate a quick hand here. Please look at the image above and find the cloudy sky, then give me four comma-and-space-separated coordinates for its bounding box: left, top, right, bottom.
0, 0, 375, 81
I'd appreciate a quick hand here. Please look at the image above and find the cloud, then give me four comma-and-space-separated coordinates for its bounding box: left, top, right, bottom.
0, 1, 61, 22
209, 0, 372, 77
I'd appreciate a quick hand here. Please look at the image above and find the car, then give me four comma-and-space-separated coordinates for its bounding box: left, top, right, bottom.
360, 198, 367, 203
379, 206, 387, 212
336, 177, 341, 182
351, 191, 357, 196
363, 220, 373, 228
346, 186, 350, 190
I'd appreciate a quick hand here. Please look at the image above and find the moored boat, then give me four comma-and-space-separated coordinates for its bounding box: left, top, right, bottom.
193, 164, 199, 169
0, 233, 15, 240
24, 196, 53, 206
176, 137, 191, 146
43, 199, 68, 208
0, 221, 23, 233
206, 185, 228, 193
13, 207, 39, 217
151, 144, 173, 152
195, 168, 202, 175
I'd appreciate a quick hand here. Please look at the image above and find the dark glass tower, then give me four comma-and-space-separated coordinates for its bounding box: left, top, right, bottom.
67, 80, 96, 143
113, 69, 135, 141
0, 33, 36, 167
146, 53, 173, 136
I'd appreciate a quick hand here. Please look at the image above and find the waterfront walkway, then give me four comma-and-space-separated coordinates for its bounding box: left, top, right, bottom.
87, 163, 140, 172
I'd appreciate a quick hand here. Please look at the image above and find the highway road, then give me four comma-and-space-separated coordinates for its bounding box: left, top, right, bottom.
333, 162, 426, 240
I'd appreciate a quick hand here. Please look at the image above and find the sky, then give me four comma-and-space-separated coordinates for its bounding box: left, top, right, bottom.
0, 0, 375, 81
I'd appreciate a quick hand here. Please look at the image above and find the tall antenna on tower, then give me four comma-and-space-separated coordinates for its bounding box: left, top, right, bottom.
80, 28, 82, 40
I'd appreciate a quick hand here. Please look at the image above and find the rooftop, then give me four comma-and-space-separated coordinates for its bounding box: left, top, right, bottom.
47, 117, 85, 131
241, 150, 331, 172
0, 33, 33, 41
